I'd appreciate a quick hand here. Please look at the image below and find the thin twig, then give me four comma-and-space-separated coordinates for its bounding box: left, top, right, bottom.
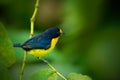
30, 0, 39, 38
20, 51, 27, 80
19, 0, 40, 80
41, 59, 67, 80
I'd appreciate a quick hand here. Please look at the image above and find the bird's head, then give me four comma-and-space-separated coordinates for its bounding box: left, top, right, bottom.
45, 27, 63, 38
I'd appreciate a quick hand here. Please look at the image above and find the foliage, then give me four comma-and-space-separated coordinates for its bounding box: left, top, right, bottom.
68, 73, 92, 80
29, 68, 57, 80
29, 68, 92, 80
0, 22, 16, 80
0, 0, 120, 80
0, 63, 11, 80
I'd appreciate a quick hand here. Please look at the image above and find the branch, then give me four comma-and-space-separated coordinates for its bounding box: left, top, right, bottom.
30, 0, 39, 38
19, 0, 40, 80
20, 51, 27, 80
41, 59, 67, 80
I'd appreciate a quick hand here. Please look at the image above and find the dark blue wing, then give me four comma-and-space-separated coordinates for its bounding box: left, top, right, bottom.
21, 33, 51, 51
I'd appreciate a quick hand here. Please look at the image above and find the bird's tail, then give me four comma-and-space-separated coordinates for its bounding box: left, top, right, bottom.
13, 43, 21, 47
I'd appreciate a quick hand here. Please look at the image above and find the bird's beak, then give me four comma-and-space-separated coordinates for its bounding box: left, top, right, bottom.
60, 29, 64, 35
60, 29, 63, 34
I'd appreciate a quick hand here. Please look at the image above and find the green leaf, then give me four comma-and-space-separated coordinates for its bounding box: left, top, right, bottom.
0, 22, 16, 68
68, 73, 92, 80
0, 61, 12, 80
28, 68, 57, 80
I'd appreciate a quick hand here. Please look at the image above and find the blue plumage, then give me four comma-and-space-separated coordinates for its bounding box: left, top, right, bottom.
13, 43, 21, 47
21, 33, 51, 51
14, 27, 62, 51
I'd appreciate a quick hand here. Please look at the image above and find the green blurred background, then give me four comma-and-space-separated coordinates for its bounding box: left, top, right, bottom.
0, 0, 120, 80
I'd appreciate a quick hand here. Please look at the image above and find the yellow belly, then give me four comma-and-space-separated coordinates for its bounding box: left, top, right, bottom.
28, 37, 59, 57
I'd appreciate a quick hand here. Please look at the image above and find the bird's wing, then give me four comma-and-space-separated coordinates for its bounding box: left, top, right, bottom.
22, 34, 51, 51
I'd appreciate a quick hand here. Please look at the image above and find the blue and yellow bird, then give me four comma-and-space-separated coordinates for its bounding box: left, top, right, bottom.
14, 27, 63, 57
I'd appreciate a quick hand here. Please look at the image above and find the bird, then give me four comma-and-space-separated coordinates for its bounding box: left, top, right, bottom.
14, 27, 63, 58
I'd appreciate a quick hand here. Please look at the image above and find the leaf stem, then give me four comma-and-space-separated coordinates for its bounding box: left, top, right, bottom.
41, 59, 67, 80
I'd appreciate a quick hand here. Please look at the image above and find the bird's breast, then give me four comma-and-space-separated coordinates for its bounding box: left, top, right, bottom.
28, 37, 59, 57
